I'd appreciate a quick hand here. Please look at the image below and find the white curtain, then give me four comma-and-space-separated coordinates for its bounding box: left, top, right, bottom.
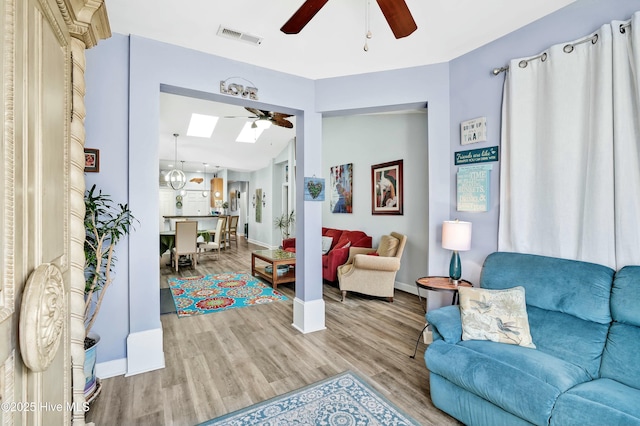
499, 12, 640, 269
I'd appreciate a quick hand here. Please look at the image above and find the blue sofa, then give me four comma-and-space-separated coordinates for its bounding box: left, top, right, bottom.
425, 252, 640, 426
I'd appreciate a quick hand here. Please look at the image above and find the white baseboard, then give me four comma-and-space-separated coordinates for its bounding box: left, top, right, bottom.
395, 280, 418, 295
292, 297, 326, 334
125, 328, 165, 377
96, 357, 127, 379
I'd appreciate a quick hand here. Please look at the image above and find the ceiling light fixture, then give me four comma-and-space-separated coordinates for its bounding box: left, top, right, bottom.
252, 118, 272, 130
236, 121, 265, 143
187, 113, 219, 138
167, 133, 186, 190
202, 163, 209, 197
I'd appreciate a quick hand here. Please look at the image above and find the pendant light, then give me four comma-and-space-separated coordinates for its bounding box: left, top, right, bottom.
167, 133, 186, 190
202, 163, 209, 197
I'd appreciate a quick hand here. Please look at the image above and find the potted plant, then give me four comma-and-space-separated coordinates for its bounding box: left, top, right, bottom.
274, 210, 295, 242
222, 201, 230, 215
83, 184, 136, 401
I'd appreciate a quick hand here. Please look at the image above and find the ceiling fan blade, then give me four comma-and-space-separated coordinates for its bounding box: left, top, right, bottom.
245, 107, 267, 118
271, 116, 294, 129
280, 0, 330, 34
376, 0, 417, 39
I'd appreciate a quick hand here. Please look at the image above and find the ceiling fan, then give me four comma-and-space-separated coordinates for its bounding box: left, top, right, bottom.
224, 107, 294, 129
281, 0, 417, 39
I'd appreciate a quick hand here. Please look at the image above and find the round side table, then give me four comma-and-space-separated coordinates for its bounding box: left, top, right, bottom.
415, 276, 473, 312
410, 276, 473, 359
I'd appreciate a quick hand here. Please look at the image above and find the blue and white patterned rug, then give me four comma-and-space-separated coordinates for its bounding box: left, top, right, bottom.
199, 371, 421, 425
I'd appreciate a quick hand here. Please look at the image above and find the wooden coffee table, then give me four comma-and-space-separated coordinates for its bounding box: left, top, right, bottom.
251, 249, 296, 290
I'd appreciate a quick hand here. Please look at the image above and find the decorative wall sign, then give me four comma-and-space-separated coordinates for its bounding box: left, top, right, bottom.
84, 148, 100, 173
457, 164, 492, 212
220, 77, 258, 100
455, 146, 499, 165
330, 163, 353, 213
461, 117, 487, 145
304, 177, 325, 201
371, 160, 403, 215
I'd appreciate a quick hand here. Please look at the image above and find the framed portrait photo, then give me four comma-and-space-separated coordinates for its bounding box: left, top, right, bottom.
84, 148, 100, 173
371, 159, 403, 215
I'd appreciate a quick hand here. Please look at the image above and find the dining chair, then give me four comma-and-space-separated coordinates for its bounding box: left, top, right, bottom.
172, 221, 198, 272
225, 215, 240, 248
217, 215, 228, 249
198, 216, 224, 260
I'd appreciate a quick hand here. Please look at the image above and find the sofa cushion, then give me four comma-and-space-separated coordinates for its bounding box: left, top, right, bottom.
459, 286, 535, 348
321, 236, 333, 254
426, 339, 592, 426
600, 266, 640, 390
600, 323, 640, 390
551, 378, 640, 426
610, 266, 640, 327
527, 305, 609, 379
323, 228, 343, 249
481, 252, 614, 324
377, 235, 400, 257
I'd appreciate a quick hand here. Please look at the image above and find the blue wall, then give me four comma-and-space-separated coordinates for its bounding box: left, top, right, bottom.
448, 0, 640, 283
84, 0, 640, 366
85, 34, 131, 361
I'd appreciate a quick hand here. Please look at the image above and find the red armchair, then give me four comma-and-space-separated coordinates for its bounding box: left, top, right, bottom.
282, 227, 372, 282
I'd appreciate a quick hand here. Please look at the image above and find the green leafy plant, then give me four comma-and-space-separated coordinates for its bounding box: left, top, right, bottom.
84, 184, 137, 341
274, 210, 295, 241
222, 201, 229, 209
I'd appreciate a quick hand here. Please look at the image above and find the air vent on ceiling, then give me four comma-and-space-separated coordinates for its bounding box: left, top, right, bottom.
217, 25, 263, 46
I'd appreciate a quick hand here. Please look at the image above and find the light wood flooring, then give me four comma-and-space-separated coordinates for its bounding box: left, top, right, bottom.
86, 237, 458, 425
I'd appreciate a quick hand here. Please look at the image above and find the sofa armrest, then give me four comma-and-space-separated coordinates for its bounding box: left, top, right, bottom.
352, 254, 400, 272
325, 247, 351, 273
427, 305, 462, 344
282, 238, 295, 249
344, 247, 377, 265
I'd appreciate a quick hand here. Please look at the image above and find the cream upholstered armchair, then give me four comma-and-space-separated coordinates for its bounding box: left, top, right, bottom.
337, 232, 407, 302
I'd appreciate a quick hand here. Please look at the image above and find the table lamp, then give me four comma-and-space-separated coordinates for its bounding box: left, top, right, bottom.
442, 220, 472, 285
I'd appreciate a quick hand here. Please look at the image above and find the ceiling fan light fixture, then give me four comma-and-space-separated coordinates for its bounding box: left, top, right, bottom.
255, 118, 272, 130
236, 121, 265, 143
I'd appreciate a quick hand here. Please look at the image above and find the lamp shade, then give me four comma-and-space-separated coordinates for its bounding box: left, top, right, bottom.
442, 220, 472, 251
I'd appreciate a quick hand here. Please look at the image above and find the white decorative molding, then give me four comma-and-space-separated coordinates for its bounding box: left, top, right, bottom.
1, 0, 16, 331
125, 328, 165, 377
19, 264, 65, 372
95, 357, 127, 379
292, 297, 326, 334
69, 36, 88, 426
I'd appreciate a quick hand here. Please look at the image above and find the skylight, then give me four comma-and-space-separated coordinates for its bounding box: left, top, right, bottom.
187, 113, 219, 138
236, 122, 265, 143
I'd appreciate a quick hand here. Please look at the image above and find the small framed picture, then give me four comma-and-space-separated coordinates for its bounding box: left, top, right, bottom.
371, 159, 403, 215
84, 148, 100, 173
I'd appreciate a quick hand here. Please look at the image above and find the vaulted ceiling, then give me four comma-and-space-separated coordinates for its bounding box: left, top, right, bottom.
105, 0, 576, 172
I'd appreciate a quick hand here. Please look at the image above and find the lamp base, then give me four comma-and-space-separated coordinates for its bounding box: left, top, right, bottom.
449, 250, 462, 285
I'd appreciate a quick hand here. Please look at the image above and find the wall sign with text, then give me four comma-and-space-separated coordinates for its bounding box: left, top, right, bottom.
457, 164, 492, 212
461, 117, 487, 145
455, 146, 499, 165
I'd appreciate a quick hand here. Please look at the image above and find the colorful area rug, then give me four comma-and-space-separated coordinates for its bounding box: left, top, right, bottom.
167, 273, 287, 317
199, 371, 421, 425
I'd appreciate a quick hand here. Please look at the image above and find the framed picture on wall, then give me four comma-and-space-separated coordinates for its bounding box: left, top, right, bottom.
84, 148, 100, 173
371, 159, 403, 215
329, 163, 353, 213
